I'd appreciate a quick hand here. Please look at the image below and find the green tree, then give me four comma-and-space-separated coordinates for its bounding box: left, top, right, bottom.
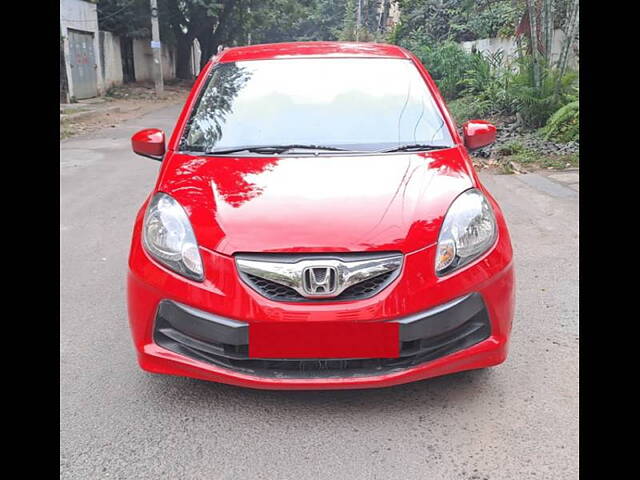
98, 0, 153, 38
295, 0, 349, 41
338, 0, 357, 40
394, 0, 522, 44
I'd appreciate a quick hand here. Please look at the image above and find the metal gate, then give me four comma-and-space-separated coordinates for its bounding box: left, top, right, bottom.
68, 29, 98, 99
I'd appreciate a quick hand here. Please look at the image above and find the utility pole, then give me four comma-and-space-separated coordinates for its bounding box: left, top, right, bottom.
150, 0, 164, 96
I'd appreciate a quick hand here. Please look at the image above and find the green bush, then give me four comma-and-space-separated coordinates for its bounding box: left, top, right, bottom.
459, 50, 516, 115
542, 100, 579, 142
496, 140, 526, 156
403, 39, 475, 99
401, 39, 578, 132
447, 96, 491, 124
507, 56, 578, 128
395, 0, 520, 44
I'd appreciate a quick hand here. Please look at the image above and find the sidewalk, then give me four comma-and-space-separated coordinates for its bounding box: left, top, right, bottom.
60, 81, 191, 140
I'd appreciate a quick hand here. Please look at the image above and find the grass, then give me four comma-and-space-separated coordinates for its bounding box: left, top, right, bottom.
494, 140, 579, 173
60, 119, 75, 140
60, 106, 88, 115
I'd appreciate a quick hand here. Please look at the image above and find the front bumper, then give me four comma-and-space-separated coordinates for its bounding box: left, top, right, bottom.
128, 220, 514, 389
153, 292, 491, 378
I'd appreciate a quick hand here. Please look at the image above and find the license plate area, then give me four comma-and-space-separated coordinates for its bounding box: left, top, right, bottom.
249, 321, 399, 359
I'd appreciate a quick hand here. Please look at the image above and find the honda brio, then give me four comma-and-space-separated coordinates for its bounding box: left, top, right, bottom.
127, 42, 514, 390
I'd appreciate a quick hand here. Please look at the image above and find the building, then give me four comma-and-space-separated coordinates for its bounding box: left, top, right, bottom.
60, 0, 201, 102
60, 0, 103, 100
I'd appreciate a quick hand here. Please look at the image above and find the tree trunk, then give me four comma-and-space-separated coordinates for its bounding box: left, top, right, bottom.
166, 0, 195, 79
378, 0, 390, 33
198, 1, 236, 70
527, 0, 541, 90
175, 35, 194, 80
542, 0, 553, 61
197, 32, 217, 70
557, 0, 578, 77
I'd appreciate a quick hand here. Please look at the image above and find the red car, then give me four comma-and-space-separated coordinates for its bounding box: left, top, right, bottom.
127, 42, 514, 390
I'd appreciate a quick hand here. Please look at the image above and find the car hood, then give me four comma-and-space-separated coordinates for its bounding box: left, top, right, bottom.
157, 147, 475, 256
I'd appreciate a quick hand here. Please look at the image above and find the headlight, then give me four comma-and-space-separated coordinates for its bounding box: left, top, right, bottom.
435, 188, 497, 275
142, 192, 204, 281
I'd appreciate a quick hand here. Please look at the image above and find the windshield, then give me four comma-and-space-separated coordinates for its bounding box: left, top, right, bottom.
180, 57, 454, 153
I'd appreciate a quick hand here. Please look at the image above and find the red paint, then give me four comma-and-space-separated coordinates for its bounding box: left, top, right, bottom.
131, 128, 165, 159
249, 321, 399, 359
127, 42, 515, 389
217, 41, 411, 63
157, 149, 474, 255
463, 120, 497, 150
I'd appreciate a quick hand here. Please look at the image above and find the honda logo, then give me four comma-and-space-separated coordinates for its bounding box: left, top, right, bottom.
302, 266, 339, 296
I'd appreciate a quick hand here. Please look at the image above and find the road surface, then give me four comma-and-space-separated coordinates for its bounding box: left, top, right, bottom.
60, 105, 578, 480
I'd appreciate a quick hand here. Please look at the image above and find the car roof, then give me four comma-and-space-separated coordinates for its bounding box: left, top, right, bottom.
216, 41, 411, 63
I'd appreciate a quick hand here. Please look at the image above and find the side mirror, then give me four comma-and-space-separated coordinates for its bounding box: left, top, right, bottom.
462, 120, 496, 150
131, 128, 165, 161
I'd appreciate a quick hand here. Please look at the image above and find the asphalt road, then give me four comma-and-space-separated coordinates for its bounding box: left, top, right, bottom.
60, 105, 578, 479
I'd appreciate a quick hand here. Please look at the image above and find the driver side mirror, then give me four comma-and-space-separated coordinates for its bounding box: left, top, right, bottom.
131, 128, 165, 161
462, 120, 496, 150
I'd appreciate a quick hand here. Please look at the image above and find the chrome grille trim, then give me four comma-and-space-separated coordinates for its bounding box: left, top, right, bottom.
235, 252, 403, 301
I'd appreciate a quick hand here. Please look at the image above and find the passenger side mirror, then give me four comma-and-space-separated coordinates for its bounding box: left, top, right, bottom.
462, 120, 496, 150
131, 128, 165, 161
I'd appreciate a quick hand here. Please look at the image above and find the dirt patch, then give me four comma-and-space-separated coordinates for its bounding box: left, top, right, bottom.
60, 81, 192, 140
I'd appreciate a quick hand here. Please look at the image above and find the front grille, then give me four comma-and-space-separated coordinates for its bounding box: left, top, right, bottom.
236, 252, 403, 302
244, 270, 397, 302
246, 274, 301, 301
339, 271, 394, 300
245, 271, 395, 302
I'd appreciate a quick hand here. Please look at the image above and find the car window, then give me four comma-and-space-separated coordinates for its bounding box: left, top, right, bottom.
181, 57, 454, 153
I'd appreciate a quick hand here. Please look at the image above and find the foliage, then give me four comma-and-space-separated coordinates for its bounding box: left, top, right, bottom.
97, 0, 358, 78
446, 43, 578, 129
285, 0, 347, 42
446, 96, 490, 124
98, 0, 154, 39
402, 32, 578, 132
495, 140, 578, 172
395, 0, 522, 44
542, 99, 579, 142
457, 0, 521, 40
402, 40, 476, 98
96, 0, 579, 141
507, 55, 577, 128
336, 0, 382, 41
338, 0, 357, 40
496, 140, 526, 156
459, 50, 516, 114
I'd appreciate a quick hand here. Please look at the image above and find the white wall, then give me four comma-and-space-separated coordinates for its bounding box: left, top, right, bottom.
60, 0, 104, 98
132, 38, 176, 82
461, 29, 579, 70
99, 31, 123, 90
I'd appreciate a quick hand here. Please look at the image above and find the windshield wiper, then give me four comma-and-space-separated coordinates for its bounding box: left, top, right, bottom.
379, 144, 449, 153
205, 144, 351, 155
